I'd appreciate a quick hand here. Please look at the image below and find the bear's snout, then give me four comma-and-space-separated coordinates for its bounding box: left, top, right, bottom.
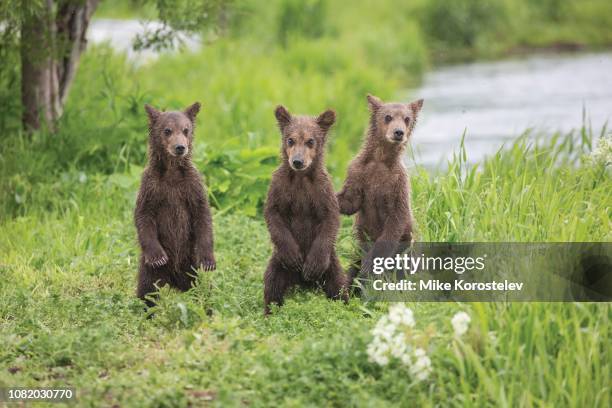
393, 128, 404, 141
292, 158, 304, 169
174, 144, 187, 156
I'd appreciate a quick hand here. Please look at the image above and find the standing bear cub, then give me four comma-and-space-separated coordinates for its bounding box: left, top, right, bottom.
337, 94, 423, 284
264, 105, 348, 314
135, 102, 215, 307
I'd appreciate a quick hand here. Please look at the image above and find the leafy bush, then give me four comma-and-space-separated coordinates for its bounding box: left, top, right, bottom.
196, 146, 278, 216
419, 0, 509, 56
277, 0, 329, 47
357, 22, 429, 82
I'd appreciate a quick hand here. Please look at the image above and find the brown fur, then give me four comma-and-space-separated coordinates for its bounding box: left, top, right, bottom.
337, 94, 423, 282
135, 102, 215, 307
263, 105, 348, 314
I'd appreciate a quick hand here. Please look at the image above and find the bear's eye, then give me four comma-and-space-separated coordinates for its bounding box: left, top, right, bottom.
183, 128, 189, 136
306, 138, 315, 148
404, 117, 411, 125
163, 128, 172, 136
287, 138, 295, 146
384, 115, 393, 123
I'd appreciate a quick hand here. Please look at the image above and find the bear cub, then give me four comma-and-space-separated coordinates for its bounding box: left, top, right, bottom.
264, 105, 348, 314
337, 94, 424, 283
135, 102, 215, 307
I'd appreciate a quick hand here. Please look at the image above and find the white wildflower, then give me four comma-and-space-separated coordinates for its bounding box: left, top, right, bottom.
410, 349, 432, 381
367, 345, 389, 366
388, 303, 415, 327
374, 354, 389, 366
400, 351, 413, 366
586, 135, 612, 167
372, 315, 397, 342
367, 304, 433, 381
367, 338, 391, 366
451, 311, 471, 337
389, 332, 408, 358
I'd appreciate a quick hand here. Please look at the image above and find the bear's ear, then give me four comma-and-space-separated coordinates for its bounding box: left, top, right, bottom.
275, 105, 292, 132
409, 98, 424, 114
367, 94, 383, 112
184, 102, 201, 123
144, 104, 161, 124
316, 109, 336, 132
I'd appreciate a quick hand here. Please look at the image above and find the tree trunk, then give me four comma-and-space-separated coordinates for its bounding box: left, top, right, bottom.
20, 0, 99, 132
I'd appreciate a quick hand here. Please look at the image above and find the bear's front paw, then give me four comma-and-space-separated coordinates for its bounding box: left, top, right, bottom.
194, 247, 216, 271
199, 256, 216, 272
337, 192, 359, 215
302, 256, 329, 282
280, 249, 303, 272
145, 247, 168, 268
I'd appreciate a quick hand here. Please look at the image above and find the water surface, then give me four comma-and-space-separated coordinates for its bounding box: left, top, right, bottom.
409, 52, 612, 167
87, 21, 612, 167
89, 19, 199, 62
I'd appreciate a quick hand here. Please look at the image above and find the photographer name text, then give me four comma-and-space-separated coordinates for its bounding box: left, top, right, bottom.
371, 279, 524, 292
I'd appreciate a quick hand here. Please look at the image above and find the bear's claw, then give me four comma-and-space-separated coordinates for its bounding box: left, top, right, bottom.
202, 259, 216, 271
281, 253, 303, 272
151, 256, 168, 268
303, 260, 327, 282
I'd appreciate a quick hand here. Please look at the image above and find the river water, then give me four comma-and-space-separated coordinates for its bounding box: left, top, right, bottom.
409, 52, 612, 167
88, 19, 199, 61
88, 20, 612, 168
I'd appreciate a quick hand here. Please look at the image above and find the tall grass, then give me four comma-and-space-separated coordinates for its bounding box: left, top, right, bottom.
0, 1, 610, 405
411, 130, 611, 242
0, 130, 609, 406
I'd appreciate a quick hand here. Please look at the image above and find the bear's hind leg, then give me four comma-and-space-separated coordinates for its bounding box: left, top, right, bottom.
173, 260, 199, 292
137, 260, 170, 308
324, 254, 349, 304
264, 254, 299, 315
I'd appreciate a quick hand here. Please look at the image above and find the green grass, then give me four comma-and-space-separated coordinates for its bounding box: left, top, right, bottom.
1, 0, 611, 405
1, 130, 610, 406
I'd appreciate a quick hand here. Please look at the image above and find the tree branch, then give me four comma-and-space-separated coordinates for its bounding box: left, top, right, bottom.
56, 0, 99, 106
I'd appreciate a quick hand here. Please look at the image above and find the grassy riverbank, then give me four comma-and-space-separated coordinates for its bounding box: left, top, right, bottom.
0, 0, 611, 406
1, 128, 610, 406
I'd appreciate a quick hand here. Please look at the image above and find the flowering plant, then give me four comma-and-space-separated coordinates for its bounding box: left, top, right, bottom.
366, 304, 432, 380
367, 304, 474, 382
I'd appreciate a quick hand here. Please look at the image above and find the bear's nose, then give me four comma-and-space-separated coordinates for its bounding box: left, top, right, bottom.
174, 145, 186, 155
393, 129, 404, 141
292, 159, 304, 169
